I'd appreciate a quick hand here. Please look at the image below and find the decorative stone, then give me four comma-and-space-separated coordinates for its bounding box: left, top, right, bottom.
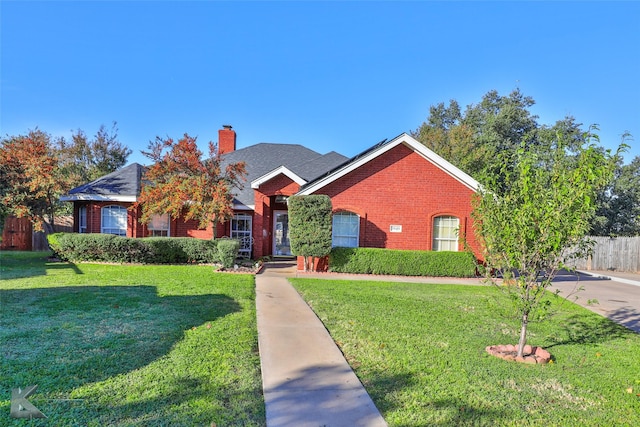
485, 344, 552, 364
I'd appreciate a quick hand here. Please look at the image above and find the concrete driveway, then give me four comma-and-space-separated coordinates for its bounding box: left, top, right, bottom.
549, 270, 640, 333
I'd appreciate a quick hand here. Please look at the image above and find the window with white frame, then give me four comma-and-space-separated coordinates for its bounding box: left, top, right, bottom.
78, 206, 87, 233
332, 211, 360, 247
231, 213, 253, 257
101, 205, 127, 236
432, 215, 459, 251
148, 213, 170, 237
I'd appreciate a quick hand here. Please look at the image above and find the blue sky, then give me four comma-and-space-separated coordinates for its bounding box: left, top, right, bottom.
2, 1, 639, 166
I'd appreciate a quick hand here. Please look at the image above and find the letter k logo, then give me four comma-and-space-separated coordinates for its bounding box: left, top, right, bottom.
10, 385, 46, 419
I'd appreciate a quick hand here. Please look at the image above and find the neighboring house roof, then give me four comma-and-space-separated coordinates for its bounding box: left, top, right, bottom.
298, 133, 481, 195
60, 163, 145, 202
221, 143, 348, 209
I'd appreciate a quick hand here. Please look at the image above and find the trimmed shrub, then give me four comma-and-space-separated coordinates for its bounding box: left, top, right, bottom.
177, 238, 217, 264
48, 233, 217, 264
216, 238, 240, 269
288, 195, 333, 271
329, 247, 477, 277
107, 236, 151, 263
140, 238, 184, 264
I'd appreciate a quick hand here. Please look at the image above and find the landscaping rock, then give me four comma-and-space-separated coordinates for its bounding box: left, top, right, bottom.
485, 344, 552, 364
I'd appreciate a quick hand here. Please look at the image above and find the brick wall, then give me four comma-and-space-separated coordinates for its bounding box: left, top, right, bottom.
313, 144, 482, 260
73, 201, 222, 239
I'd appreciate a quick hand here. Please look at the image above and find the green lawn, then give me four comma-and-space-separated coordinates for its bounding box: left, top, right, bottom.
1, 252, 265, 426
291, 278, 640, 426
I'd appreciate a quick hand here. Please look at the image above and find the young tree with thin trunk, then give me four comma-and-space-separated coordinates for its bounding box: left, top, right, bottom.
135, 134, 246, 236
472, 128, 622, 358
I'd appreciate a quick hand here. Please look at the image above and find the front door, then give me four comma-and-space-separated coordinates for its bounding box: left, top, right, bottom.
273, 210, 291, 256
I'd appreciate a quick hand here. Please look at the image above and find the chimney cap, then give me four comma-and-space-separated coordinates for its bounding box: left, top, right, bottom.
222, 124, 233, 130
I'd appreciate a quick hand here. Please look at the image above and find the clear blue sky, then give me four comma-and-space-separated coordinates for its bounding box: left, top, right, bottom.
2, 1, 639, 166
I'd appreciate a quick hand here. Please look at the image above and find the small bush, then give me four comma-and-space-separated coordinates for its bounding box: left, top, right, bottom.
216, 238, 240, 269
329, 247, 477, 277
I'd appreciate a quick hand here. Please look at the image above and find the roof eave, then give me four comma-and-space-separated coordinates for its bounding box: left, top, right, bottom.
59, 194, 138, 202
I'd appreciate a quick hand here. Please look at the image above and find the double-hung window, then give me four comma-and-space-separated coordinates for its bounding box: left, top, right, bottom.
332, 211, 359, 247
101, 205, 127, 236
432, 215, 459, 251
148, 213, 170, 237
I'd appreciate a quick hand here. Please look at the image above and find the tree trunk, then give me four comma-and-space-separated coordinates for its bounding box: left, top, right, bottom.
517, 311, 529, 357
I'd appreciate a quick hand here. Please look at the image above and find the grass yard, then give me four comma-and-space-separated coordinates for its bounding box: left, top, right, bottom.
0, 252, 265, 426
291, 278, 640, 426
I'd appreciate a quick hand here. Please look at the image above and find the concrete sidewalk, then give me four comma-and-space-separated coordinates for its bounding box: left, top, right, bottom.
578, 270, 640, 287
256, 262, 387, 427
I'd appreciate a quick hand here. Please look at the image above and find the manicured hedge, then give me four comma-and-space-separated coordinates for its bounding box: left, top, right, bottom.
329, 247, 478, 277
48, 233, 220, 264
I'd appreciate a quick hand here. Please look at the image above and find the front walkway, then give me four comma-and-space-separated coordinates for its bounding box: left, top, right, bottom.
255, 262, 640, 426
255, 262, 387, 427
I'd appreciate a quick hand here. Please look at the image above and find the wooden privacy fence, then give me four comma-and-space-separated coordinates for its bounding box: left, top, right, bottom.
569, 236, 640, 273
1, 216, 73, 251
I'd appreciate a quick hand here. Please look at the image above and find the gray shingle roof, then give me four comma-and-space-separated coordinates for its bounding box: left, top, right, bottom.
61, 163, 145, 201
222, 143, 348, 207
61, 144, 348, 207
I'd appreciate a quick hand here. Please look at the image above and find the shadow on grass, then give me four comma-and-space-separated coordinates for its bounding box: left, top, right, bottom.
545, 312, 636, 349
0, 251, 49, 279
0, 252, 85, 279
363, 369, 509, 425
0, 285, 240, 391
93, 373, 265, 427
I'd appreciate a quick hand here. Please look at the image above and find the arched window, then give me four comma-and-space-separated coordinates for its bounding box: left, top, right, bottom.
332, 211, 359, 247
433, 216, 459, 251
101, 205, 127, 236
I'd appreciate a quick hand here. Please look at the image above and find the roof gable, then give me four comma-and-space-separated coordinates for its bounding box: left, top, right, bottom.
298, 133, 480, 195
222, 143, 347, 207
251, 166, 307, 188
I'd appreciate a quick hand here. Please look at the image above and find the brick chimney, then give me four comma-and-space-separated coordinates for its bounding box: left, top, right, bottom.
218, 125, 236, 155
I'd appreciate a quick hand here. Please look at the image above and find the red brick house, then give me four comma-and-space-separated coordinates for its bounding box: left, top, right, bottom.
61, 126, 482, 263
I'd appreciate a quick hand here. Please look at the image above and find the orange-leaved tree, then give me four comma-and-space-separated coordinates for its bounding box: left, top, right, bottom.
135, 134, 246, 236
0, 129, 71, 233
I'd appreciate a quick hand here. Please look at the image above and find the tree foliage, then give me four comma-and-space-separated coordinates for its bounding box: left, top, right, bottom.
414, 89, 637, 235
412, 89, 539, 179
472, 130, 620, 357
288, 195, 333, 271
0, 130, 69, 232
592, 147, 640, 236
57, 121, 131, 187
135, 134, 246, 234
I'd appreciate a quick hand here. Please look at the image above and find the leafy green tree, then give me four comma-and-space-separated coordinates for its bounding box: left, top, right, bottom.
412, 89, 539, 179
472, 130, 620, 358
57, 122, 131, 186
135, 134, 246, 236
288, 195, 333, 271
592, 148, 640, 236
